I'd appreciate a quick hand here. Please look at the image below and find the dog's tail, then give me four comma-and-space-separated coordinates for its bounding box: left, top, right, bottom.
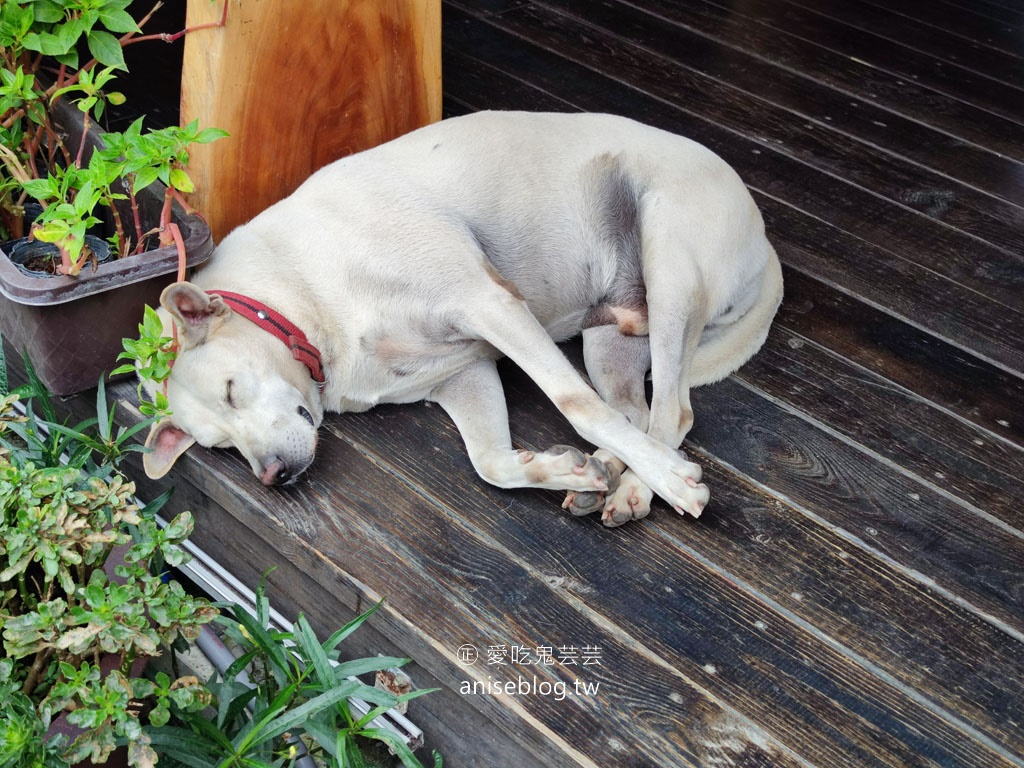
689, 244, 784, 387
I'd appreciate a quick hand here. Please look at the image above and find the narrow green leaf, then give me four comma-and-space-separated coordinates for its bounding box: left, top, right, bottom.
357, 728, 422, 768
323, 601, 384, 655
246, 684, 361, 749
333, 656, 410, 680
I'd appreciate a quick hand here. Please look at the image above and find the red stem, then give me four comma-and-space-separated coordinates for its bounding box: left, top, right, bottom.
124, 0, 228, 47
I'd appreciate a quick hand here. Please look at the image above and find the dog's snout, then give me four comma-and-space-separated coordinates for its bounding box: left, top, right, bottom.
298, 405, 315, 426
260, 458, 292, 486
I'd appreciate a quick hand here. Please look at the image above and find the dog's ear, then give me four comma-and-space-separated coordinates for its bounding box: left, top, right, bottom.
143, 418, 196, 479
160, 282, 231, 349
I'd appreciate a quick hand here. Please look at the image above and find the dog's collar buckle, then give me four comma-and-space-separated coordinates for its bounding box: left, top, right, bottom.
210, 291, 327, 388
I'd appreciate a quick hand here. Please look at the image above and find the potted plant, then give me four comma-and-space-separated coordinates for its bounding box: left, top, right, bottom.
0, 0, 225, 396
0, 361, 217, 767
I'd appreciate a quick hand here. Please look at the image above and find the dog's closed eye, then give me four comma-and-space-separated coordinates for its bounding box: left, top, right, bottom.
225, 379, 236, 408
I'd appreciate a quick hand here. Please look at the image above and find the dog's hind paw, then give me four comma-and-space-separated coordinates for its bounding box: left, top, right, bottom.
559, 455, 621, 514
600, 470, 653, 527
562, 489, 606, 516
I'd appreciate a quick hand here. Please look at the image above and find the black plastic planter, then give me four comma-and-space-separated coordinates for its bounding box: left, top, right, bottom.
0, 201, 213, 396
0, 100, 214, 396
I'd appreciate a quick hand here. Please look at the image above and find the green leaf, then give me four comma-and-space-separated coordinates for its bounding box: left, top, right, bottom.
244, 683, 362, 750
195, 127, 230, 144
146, 726, 226, 767
32, 0, 64, 24
87, 29, 126, 69
168, 167, 195, 193
229, 608, 292, 679
21, 178, 56, 201
98, 8, 140, 34
333, 656, 410, 680
323, 601, 384, 656
357, 728, 427, 768
58, 17, 86, 53
132, 165, 159, 193
294, 615, 335, 686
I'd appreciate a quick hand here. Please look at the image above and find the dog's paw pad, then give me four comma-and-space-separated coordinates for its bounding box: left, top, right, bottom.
563, 490, 605, 516
673, 483, 710, 518
539, 445, 613, 492
547, 444, 587, 467
600, 470, 652, 527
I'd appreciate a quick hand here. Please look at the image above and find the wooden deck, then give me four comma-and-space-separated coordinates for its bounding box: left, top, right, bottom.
35, 0, 1024, 766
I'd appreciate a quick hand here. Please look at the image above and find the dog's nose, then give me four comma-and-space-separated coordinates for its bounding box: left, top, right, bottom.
260, 458, 291, 486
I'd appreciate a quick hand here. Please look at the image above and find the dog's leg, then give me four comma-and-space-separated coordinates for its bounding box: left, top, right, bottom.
461, 281, 709, 516
563, 326, 652, 524
430, 358, 613, 493
632, 223, 715, 518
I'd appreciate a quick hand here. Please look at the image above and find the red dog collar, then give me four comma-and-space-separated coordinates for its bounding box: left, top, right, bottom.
210, 291, 326, 388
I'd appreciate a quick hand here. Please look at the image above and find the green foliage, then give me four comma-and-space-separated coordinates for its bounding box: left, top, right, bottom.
0, 657, 71, 768
99, 118, 229, 197
150, 582, 443, 768
114, 303, 177, 418
0, 370, 217, 767
0, 0, 226, 273
9, 0, 140, 71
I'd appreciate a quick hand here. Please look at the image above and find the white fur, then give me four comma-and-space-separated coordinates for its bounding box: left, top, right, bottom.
145, 111, 783, 524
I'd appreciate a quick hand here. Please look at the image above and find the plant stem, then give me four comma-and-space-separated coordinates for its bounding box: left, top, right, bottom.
76, 112, 90, 168
21, 647, 54, 697
169, 222, 187, 281
123, 0, 228, 47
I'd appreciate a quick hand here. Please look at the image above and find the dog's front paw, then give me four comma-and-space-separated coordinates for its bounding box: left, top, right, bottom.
600, 470, 653, 527
525, 444, 613, 493
660, 451, 709, 518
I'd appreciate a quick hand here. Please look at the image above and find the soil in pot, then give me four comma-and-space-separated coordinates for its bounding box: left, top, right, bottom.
4, 236, 113, 277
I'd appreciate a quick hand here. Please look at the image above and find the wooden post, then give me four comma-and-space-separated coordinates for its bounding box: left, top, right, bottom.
180, 0, 442, 243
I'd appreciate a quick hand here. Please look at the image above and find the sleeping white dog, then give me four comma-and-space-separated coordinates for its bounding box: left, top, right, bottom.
143, 111, 782, 527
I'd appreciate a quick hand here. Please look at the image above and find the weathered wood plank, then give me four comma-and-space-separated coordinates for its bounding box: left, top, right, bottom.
682, 0, 1024, 124
780, 0, 1024, 87
520, 0, 1024, 163
943, 0, 1024, 23
775, 269, 1024, 448
687, 377, 1024, 631
759, 199, 1024, 373
737, 324, 1024, 529
852, 0, 1024, 56
325, 393, 1024, 766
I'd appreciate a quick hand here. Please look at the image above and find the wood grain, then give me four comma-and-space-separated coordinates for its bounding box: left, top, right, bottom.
180, 0, 441, 242
780, 0, 1024, 86
16, 0, 1023, 764
329, 384, 1024, 762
